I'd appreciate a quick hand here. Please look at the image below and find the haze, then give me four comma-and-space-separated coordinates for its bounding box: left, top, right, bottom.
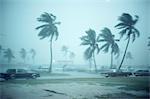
0, 0, 150, 67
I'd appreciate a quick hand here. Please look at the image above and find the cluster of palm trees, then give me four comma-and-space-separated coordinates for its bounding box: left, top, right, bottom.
0, 45, 36, 64
61, 45, 75, 60
19, 48, 36, 64
80, 13, 140, 72
36, 12, 140, 73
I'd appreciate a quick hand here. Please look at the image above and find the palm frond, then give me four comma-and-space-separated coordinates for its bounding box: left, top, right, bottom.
112, 43, 119, 55
35, 24, 49, 30
80, 36, 91, 45
84, 47, 93, 60
119, 13, 133, 25
86, 29, 96, 43
131, 32, 136, 42
53, 26, 59, 40
38, 27, 50, 39
119, 28, 128, 39
115, 23, 128, 29
133, 15, 139, 25
99, 43, 109, 53
133, 28, 140, 37
37, 12, 52, 23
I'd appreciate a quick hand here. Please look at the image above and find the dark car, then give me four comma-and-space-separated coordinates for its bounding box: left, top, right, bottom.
134, 70, 150, 76
0, 69, 40, 80
0, 73, 12, 80
101, 69, 132, 77
105, 71, 132, 77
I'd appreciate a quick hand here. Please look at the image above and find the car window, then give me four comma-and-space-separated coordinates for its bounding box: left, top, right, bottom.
7, 69, 16, 73
17, 69, 27, 73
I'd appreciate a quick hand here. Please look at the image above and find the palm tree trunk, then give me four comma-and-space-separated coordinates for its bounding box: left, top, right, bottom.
33, 57, 35, 64
110, 52, 113, 69
8, 58, 11, 63
89, 58, 92, 71
118, 37, 130, 70
49, 40, 53, 73
93, 52, 97, 72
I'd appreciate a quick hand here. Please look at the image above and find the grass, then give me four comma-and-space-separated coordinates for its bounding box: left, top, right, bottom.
1, 76, 149, 92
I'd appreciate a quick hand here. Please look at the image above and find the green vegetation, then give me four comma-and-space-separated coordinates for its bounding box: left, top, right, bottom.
98, 27, 120, 69
3, 48, 15, 63
80, 29, 100, 72
30, 48, 36, 64
36, 12, 60, 73
20, 48, 27, 63
115, 13, 140, 70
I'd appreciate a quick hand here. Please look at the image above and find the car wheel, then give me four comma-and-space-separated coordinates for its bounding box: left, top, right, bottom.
31, 74, 37, 79
10, 74, 15, 79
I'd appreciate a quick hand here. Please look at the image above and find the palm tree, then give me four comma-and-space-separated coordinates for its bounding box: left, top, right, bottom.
69, 51, 75, 60
20, 48, 27, 63
80, 29, 99, 72
98, 27, 119, 69
69, 51, 75, 64
88, 58, 93, 71
115, 13, 140, 70
36, 12, 60, 72
61, 45, 69, 58
3, 48, 15, 63
30, 49, 36, 64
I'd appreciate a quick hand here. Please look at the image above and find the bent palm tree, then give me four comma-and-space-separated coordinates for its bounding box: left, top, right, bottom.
115, 13, 140, 70
36, 12, 60, 72
30, 49, 36, 64
80, 29, 99, 72
3, 48, 15, 63
98, 27, 119, 69
20, 48, 27, 63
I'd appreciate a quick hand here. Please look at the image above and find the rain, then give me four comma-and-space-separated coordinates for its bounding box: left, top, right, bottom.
0, 0, 150, 99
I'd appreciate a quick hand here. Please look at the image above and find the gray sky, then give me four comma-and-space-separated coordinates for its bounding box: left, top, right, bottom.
0, 0, 150, 66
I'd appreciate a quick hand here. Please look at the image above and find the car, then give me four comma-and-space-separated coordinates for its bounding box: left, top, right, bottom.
0, 69, 40, 80
101, 69, 132, 77
134, 70, 150, 76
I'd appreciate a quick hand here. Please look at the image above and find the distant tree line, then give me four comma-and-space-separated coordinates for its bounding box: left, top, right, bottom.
0, 46, 36, 64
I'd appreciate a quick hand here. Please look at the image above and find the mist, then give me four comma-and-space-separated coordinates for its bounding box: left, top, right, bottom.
0, 0, 150, 67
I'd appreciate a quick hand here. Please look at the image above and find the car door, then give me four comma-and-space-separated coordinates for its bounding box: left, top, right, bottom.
16, 69, 28, 78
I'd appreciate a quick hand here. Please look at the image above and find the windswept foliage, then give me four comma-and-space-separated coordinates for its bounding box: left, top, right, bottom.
3, 48, 15, 63
20, 48, 27, 63
115, 13, 140, 70
80, 29, 99, 71
36, 12, 60, 72
98, 27, 120, 68
30, 49, 36, 64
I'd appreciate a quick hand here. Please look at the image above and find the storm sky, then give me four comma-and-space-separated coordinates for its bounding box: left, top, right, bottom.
0, 0, 150, 66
